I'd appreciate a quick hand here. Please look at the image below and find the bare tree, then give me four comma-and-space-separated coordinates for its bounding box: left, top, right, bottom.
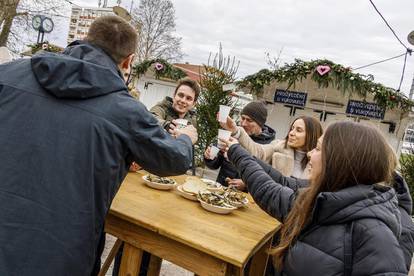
131, 0, 183, 62
0, 0, 67, 53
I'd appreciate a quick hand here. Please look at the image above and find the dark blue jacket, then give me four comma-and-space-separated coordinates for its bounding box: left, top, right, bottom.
204, 125, 275, 185
228, 144, 413, 276
0, 42, 192, 276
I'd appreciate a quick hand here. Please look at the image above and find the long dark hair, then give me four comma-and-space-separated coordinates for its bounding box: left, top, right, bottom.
272, 121, 397, 269
284, 116, 323, 169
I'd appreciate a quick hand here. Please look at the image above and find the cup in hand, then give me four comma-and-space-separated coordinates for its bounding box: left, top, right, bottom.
175, 119, 188, 129
209, 145, 220, 159
217, 129, 231, 149
218, 105, 231, 123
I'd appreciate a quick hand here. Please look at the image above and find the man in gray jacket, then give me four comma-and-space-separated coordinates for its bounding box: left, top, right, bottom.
0, 16, 196, 276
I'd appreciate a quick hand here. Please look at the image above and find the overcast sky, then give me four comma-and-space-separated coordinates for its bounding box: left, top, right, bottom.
49, 0, 414, 97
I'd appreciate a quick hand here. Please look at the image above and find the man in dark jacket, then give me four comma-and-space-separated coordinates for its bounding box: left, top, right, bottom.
204, 101, 275, 189
0, 16, 196, 276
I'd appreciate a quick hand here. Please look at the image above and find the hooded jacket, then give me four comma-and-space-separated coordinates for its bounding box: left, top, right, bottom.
204, 125, 275, 185
0, 41, 192, 276
228, 145, 412, 276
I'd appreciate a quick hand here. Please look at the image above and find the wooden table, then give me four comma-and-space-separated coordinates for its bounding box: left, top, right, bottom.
104, 172, 280, 276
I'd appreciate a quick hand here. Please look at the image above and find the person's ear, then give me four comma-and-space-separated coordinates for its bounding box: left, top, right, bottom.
120, 54, 135, 71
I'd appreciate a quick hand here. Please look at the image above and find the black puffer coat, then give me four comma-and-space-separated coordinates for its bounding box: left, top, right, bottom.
229, 144, 413, 276
204, 125, 275, 185
0, 42, 193, 276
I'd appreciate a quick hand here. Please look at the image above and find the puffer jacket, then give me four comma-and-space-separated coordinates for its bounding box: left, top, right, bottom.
204, 125, 275, 185
228, 144, 412, 276
150, 96, 197, 129
0, 41, 193, 276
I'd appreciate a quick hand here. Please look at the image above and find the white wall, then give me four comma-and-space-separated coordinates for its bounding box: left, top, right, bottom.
135, 77, 176, 110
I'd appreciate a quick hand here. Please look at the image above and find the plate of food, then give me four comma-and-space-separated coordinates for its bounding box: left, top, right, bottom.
216, 186, 249, 208
142, 174, 176, 190
175, 184, 198, 201
181, 176, 209, 195
200, 178, 222, 191
197, 191, 236, 214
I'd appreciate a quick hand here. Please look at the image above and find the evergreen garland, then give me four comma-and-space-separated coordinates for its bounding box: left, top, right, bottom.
238, 58, 414, 111
133, 58, 187, 81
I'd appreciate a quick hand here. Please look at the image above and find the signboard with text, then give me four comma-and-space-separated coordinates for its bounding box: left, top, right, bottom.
274, 89, 307, 107
346, 100, 385, 120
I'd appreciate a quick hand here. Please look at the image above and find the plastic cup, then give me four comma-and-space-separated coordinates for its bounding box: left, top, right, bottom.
218, 105, 231, 123
209, 145, 220, 159
217, 129, 231, 149
175, 119, 188, 129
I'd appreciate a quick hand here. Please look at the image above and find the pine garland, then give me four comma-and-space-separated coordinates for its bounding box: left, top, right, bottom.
238, 59, 414, 111
133, 58, 187, 81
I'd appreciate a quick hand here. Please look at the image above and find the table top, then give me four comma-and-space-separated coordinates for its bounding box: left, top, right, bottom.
108, 171, 280, 267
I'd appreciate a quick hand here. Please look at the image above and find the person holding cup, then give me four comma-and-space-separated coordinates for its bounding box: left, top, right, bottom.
150, 77, 199, 136
204, 101, 275, 189
221, 114, 323, 179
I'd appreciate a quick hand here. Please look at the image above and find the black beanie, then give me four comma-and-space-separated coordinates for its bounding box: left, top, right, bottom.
241, 101, 268, 127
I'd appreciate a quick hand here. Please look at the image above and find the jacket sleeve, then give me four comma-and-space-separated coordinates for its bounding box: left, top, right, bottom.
255, 158, 308, 191
352, 222, 408, 275
204, 152, 225, 170
127, 102, 192, 176
228, 144, 296, 222
238, 127, 276, 164
150, 104, 170, 129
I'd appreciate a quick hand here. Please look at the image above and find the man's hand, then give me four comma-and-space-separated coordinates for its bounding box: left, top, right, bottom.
225, 178, 246, 191
129, 162, 141, 172
219, 136, 239, 153
173, 125, 198, 145
218, 115, 238, 134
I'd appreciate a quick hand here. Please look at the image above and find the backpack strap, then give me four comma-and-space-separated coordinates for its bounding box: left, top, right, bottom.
344, 221, 354, 276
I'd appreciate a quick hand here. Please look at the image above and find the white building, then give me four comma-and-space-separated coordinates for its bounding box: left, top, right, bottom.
67, 6, 113, 45
256, 76, 414, 156
402, 125, 414, 154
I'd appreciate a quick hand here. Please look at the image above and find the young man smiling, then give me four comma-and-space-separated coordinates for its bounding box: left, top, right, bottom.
150, 77, 199, 133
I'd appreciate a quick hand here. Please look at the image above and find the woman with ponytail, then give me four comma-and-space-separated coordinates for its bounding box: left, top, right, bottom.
225, 121, 414, 275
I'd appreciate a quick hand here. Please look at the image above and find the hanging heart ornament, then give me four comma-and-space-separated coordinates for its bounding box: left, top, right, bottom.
316, 65, 331, 76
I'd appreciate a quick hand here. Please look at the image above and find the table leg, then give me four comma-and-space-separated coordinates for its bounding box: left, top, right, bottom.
147, 254, 162, 276
98, 238, 123, 276
119, 243, 143, 276
248, 238, 273, 276
224, 264, 243, 276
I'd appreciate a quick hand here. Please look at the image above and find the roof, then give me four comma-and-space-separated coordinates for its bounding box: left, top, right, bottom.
173, 63, 205, 82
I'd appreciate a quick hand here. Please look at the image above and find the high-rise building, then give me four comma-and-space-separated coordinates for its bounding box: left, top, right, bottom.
67, 6, 114, 45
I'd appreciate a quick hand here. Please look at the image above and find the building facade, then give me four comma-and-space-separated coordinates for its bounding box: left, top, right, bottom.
67, 6, 114, 45
255, 77, 414, 155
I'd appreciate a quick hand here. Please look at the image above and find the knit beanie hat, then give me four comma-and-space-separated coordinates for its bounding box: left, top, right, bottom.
241, 101, 268, 127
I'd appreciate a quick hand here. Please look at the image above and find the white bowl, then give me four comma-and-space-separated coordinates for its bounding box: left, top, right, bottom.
175, 185, 198, 201
197, 195, 236, 215
200, 178, 222, 191
142, 175, 176, 190
228, 197, 249, 208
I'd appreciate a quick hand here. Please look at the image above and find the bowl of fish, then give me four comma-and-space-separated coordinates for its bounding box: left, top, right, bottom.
200, 178, 222, 191
197, 191, 236, 214
216, 186, 249, 208
142, 174, 176, 190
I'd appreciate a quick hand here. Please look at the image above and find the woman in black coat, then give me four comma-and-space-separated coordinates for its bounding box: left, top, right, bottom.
225, 121, 414, 275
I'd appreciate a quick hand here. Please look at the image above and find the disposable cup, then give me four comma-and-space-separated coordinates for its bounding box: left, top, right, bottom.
175, 119, 188, 129
209, 145, 220, 159
217, 129, 231, 149
218, 105, 231, 123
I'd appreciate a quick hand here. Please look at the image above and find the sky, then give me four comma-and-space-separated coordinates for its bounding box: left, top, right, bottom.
47, 0, 414, 97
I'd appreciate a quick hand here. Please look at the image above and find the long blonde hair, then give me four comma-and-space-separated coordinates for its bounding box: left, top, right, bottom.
272, 121, 397, 269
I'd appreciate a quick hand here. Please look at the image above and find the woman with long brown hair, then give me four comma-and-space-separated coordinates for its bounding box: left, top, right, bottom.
225, 121, 413, 275
221, 115, 323, 179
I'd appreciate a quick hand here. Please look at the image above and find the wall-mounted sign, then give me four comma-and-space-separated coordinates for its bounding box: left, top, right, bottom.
274, 89, 307, 107
346, 100, 385, 120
